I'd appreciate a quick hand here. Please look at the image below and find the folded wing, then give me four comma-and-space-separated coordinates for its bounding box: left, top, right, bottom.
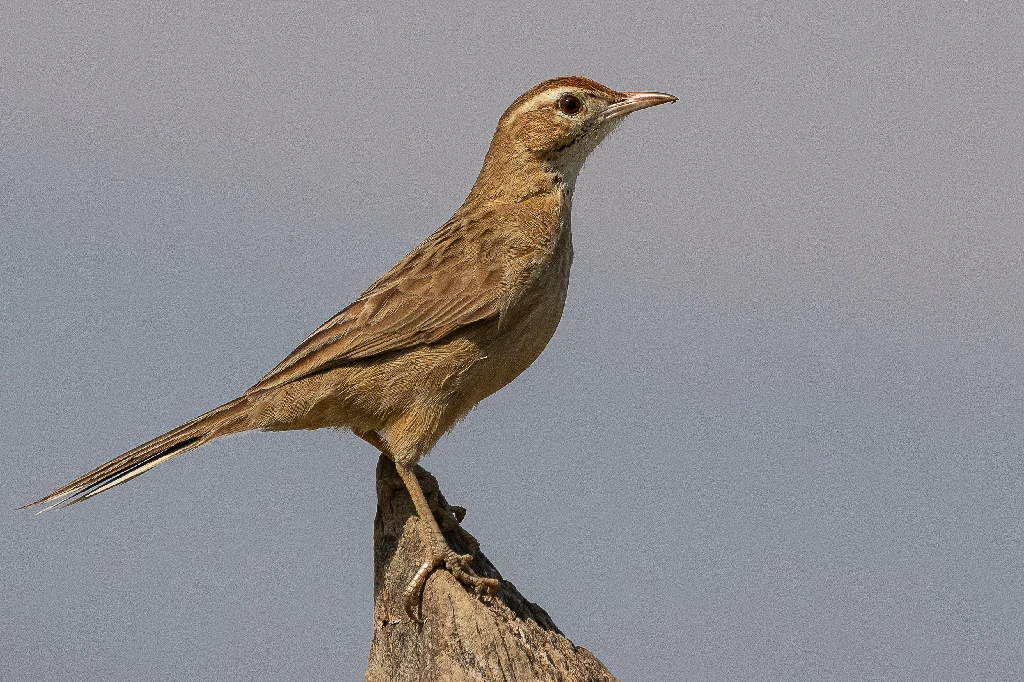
247, 219, 505, 394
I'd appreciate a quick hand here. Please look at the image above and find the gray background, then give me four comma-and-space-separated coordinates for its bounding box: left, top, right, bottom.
3, 2, 1022, 681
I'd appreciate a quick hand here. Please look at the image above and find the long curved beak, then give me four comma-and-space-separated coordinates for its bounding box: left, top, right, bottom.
601, 91, 677, 122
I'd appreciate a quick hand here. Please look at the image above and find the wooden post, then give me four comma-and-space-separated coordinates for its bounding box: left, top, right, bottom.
366, 455, 619, 682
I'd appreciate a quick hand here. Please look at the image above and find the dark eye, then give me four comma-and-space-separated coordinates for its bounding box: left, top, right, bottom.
557, 94, 582, 116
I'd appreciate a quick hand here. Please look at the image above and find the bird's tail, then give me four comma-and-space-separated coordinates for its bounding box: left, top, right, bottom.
22, 396, 251, 511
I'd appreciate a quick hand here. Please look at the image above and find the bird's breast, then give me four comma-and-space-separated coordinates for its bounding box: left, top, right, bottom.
455, 221, 574, 405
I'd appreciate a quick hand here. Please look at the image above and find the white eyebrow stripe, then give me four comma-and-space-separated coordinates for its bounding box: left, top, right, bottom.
503, 91, 563, 123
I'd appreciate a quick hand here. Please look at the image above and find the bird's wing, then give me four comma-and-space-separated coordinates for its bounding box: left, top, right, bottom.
245, 218, 505, 394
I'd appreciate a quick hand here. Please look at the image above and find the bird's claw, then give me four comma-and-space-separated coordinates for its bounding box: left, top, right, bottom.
403, 547, 500, 622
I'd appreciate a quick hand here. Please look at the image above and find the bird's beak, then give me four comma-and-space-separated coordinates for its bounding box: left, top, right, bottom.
601, 91, 677, 122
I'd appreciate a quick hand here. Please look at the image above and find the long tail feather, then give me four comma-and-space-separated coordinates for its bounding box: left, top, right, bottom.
22, 396, 250, 511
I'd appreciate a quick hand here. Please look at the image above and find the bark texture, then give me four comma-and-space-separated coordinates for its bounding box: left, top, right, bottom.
366, 455, 619, 682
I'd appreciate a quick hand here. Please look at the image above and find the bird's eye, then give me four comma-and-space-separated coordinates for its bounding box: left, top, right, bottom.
557, 94, 582, 116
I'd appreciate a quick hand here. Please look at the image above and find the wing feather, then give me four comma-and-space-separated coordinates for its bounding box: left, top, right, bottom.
246, 217, 504, 394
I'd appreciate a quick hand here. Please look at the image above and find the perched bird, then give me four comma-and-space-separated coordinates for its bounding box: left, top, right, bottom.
25, 76, 676, 619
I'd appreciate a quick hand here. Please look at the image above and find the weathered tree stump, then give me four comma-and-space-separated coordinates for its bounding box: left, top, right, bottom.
366, 455, 619, 682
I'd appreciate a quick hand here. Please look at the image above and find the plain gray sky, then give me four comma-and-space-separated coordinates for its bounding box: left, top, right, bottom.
3, 2, 1023, 681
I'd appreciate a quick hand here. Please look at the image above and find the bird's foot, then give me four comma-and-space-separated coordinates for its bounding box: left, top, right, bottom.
403, 539, 500, 622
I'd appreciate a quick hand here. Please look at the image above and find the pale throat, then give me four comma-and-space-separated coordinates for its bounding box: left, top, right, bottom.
545, 119, 622, 197
467, 120, 620, 207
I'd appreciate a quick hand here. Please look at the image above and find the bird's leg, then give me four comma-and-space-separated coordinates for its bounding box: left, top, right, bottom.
356, 430, 500, 621
392, 463, 500, 619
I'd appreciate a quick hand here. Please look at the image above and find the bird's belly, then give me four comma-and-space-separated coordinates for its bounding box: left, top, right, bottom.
454, 258, 571, 407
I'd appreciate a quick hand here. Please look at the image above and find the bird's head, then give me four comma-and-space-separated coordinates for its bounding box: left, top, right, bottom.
470, 76, 676, 201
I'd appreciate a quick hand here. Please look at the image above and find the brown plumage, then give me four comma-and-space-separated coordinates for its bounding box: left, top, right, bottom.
25, 76, 676, 619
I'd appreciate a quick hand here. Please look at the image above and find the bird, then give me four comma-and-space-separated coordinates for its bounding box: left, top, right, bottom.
25, 76, 676, 620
